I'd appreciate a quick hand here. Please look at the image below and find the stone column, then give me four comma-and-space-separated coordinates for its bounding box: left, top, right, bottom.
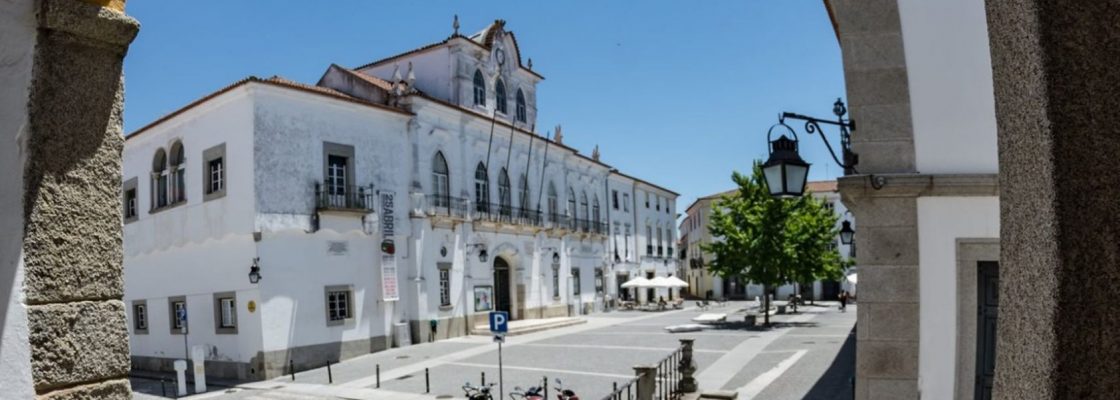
633, 365, 657, 400
985, 1, 1120, 398
2, 0, 138, 398
678, 338, 698, 393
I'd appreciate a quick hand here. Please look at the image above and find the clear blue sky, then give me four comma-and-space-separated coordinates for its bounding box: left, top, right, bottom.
123, 1, 846, 220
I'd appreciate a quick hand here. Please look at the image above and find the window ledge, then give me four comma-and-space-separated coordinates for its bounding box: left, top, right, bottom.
203, 190, 227, 202
123, 216, 138, 224
215, 327, 238, 335
149, 201, 186, 215
439, 305, 454, 311
134, 329, 148, 335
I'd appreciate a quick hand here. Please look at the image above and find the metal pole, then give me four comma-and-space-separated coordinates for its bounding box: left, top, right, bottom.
543, 375, 548, 399
327, 361, 333, 384
498, 341, 504, 400
425, 367, 430, 393
482, 371, 486, 386
290, 360, 295, 381
376, 364, 380, 388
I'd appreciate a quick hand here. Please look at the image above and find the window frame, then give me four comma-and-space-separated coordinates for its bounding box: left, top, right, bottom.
438, 263, 452, 308
432, 152, 451, 208
168, 141, 187, 205
515, 89, 527, 122
572, 267, 582, 296
595, 268, 604, 294
475, 162, 490, 213
169, 296, 187, 335
213, 292, 237, 334
498, 168, 512, 217
612, 190, 619, 210
123, 177, 138, 222
495, 78, 508, 114
202, 143, 227, 201
552, 263, 561, 299
473, 70, 486, 106
325, 285, 354, 326
132, 300, 148, 334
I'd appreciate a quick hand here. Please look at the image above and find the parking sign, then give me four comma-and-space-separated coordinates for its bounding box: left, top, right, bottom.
489, 311, 509, 333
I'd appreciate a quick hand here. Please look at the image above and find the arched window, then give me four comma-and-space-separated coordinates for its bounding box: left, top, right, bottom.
593, 195, 601, 230
498, 168, 511, 217
152, 149, 168, 208
518, 174, 530, 219
547, 182, 558, 222
474, 162, 489, 213
431, 152, 450, 209
169, 141, 186, 203
495, 79, 507, 114
567, 187, 577, 229
515, 89, 527, 123
473, 70, 486, 106
580, 191, 589, 230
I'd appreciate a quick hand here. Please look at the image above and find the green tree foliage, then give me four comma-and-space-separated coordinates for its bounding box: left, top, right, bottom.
701, 163, 845, 325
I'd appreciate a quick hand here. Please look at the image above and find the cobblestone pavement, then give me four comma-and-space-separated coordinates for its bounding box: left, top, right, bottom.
132, 301, 856, 399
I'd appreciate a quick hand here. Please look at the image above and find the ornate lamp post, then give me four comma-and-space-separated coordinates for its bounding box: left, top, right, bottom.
248, 257, 262, 284
762, 98, 858, 198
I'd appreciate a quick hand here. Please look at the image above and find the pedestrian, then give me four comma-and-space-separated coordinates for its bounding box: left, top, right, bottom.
839, 291, 848, 312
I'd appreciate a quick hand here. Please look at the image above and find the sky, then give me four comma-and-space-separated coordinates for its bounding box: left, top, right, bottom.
123, 1, 846, 221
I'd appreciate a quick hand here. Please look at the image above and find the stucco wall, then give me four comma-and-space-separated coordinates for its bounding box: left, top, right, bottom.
897, 0, 998, 174
916, 196, 999, 399
0, 0, 36, 396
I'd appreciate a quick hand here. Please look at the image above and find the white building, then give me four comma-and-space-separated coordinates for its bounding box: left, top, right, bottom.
679, 181, 855, 301
121, 19, 678, 380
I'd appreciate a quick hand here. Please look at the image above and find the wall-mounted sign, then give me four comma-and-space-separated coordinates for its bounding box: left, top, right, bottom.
474, 286, 493, 312
380, 191, 399, 301
247, 300, 256, 313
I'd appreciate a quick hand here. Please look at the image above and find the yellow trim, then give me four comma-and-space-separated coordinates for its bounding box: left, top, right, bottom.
77, 0, 126, 12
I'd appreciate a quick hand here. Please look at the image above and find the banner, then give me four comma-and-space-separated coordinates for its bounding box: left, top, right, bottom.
380, 191, 399, 301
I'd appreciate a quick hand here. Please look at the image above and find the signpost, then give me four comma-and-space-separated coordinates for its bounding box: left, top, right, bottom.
178, 308, 188, 361
490, 311, 508, 398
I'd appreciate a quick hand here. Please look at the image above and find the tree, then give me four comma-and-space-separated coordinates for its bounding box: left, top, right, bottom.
701, 163, 844, 325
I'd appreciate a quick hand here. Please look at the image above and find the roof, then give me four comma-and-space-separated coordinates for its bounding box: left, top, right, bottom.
126, 76, 412, 140
353, 21, 545, 80
609, 169, 680, 197
330, 64, 394, 91
684, 180, 837, 213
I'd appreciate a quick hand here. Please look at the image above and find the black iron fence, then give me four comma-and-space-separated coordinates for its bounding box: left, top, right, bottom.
652, 344, 684, 400
315, 183, 374, 212
424, 194, 471, 219
602, 376, 641, 400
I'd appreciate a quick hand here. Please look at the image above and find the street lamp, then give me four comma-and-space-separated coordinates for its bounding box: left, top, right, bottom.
468, 243, 488, 262
762, 98, 857, 198
839, 220, 855, 245
248, 257, 262, 284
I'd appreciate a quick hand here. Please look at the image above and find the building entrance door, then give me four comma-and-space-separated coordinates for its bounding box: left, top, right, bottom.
494, 258, 512, 317
975, 261, 999, 400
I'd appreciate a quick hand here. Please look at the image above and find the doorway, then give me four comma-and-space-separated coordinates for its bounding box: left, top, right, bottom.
493, 257, 512, 317
975, 261, 999, 400
645, 271, 655, 303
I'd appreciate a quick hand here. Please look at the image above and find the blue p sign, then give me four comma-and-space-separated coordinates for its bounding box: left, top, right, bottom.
489, 311, 509, 333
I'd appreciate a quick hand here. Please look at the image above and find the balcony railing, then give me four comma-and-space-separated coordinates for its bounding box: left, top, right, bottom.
474, 202, 544, 226
424, 194, 471, 219
315, 183, 374, 212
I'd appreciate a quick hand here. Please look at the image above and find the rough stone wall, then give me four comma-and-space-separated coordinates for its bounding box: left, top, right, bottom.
986, 0, 1120, 398
21, 0, 137, 398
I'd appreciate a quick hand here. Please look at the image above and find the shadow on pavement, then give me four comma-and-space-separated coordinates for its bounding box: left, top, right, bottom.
802, 326, 857, 400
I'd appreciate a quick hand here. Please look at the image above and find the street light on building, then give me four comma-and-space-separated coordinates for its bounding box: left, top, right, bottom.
839, 221, 855, 245
761, 98, 858, 198
248, 257, 262, 284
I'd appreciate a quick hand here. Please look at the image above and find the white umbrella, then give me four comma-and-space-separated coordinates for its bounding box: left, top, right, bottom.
621, 276, 651, 288
846, 273, 858, 285
647, 276, 672, 288
664, 276, 689, 288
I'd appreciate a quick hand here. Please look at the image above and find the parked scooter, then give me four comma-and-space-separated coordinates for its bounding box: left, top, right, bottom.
553, 379, 580, 400
509, 385, 545, 400
463, 382, 497, 400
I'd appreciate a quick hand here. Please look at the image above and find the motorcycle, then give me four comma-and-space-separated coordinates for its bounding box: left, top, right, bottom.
509, 385, 545, 400
463, 382, 497, 400
553, 379, 580, 400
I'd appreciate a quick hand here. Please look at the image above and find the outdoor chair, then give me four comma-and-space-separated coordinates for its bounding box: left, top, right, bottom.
696, 301, 710, 311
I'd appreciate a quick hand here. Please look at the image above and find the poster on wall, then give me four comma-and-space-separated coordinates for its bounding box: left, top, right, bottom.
380, 191, 400, 301
474, 286, 493, 312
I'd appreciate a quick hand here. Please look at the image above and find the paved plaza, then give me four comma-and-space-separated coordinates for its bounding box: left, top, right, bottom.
132, 302, 855, 400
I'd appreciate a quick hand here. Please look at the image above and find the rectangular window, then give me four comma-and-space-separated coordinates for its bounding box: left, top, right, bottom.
656, 196, 661, 211
325, 286, 353, 325
208, 158, 224, 194
202, 143, 226, 201
623, 194, 630, 212
124, 188, 137, 219
133, 302, 148, 334
572, 268, 581, 296
169, 297, 187, 334
595, 269, 604, 294
552, 265, 561, 299
213, 292, 237, 334
612, 190, 619, 210
323, 142, 356, 209
439, 265, 451, 307
645, 192, 650, 208
220, 298, 235, 327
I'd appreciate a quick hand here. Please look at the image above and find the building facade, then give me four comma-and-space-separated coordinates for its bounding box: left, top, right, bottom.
828, 0, 1000, 399
121, 19, 678, 380
679, 181, 854, 301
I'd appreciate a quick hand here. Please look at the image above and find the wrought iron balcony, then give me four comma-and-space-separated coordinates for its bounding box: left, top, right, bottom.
423, 194, 471, 219
315, 183, 374, 213
474, 202, 543, 226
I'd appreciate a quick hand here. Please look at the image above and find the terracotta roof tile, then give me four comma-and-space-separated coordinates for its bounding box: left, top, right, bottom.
806, 180, 838, 193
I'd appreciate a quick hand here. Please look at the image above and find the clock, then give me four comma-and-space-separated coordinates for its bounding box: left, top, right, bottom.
495, 48, 506, 67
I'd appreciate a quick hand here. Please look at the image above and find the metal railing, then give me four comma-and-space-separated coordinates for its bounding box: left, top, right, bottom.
602, 376, 641, 400
315, 183, 374, 212
475, 202, 544, 226
424, 194, 471, 219
652, 344, 684, 400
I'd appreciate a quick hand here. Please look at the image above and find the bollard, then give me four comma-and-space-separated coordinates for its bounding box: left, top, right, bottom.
290, 360, 295, 381
481, 371, 486, 386
376, 364, 381, 388
543, 375, 548, 399
425, 367, 430, 393
327, 360, 333, 384
613, 381, 618, 398
678, 339, 698, 393
173, 359, 189, 397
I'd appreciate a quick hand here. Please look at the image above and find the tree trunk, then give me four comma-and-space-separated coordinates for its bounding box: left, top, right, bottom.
763, 284, 770, 326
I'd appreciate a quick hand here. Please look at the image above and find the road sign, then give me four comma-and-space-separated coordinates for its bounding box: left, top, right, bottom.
177, 308, 187, 322
493, 334, 505, 343
489, 311, 509, 333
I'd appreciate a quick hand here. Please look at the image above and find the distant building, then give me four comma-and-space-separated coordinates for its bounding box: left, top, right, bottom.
679, 181, 854, 301
121, 19, 678, 380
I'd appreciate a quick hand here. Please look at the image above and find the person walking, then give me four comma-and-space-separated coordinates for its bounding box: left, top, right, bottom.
839, 291, 848, 312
